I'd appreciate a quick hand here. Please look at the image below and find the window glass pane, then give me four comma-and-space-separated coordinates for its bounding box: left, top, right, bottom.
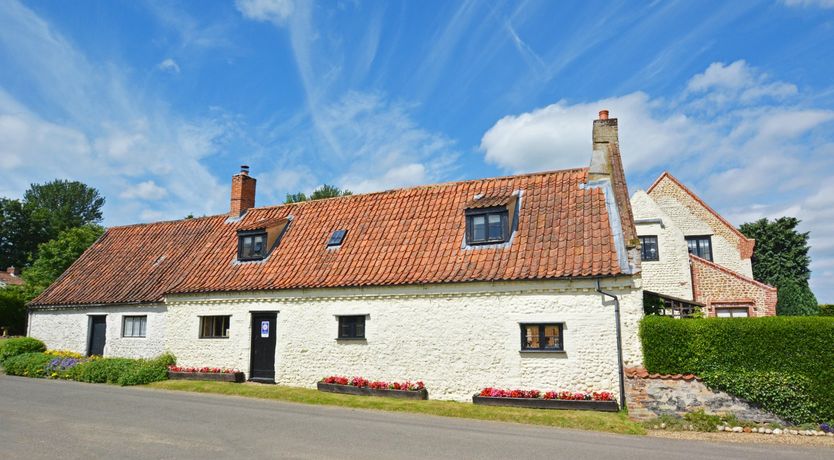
253, 235, 265, 255
139, 317, 146, 337
355, 318, 365, 338
700, 238, 711, 261
524, 325, 540, 349
716, 308, 732, 318
543, 325, 561, 349
487, 213, 503, 240
242, 237, 253, 257
472, 215, 486, 241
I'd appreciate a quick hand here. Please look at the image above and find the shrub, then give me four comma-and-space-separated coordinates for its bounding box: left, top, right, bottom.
3, 352, 52, 377
73, 357, 136, 384
0, 337, 46, 364
701, 370, 821, 424
683, 409, 721, 432
820, 304, 834, 317
116, 354, 176, 386
640, 316, 834, 423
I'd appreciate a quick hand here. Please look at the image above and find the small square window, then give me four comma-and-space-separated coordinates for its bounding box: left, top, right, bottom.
338, 315, 365, 339
686, 236, 713, 261
200, 316, 230, 338
122, 316, 147, 338
466, 207, 509, 245
238, 232, 268, 260
520, 323, 564, 351
328, 229, 347, 247
639, 235, 659, 261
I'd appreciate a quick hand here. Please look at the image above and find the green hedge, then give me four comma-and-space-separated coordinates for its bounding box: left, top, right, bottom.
3, 351, 175, 386
640, 316, 834, 423
0, 337, 46, 364
820, 304, 834, 316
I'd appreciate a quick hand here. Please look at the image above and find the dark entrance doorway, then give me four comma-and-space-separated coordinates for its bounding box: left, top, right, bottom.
88, 315, 106, 356
249, 312, 277, 383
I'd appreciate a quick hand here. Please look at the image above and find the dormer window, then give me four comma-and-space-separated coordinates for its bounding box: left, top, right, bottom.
466, 207, 509, 245
238, 230, 268, 261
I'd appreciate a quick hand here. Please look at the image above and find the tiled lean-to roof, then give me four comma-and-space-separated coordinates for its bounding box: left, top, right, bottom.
31, 168, 628, 307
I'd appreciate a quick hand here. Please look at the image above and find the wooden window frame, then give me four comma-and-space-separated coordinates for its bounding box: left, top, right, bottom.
465, 206, 510, 245
639, 235, 660, 262
685, 235, 713, 261
199, 315, 231, 339
122, 315, 147, 338
520, 323, 564, 352
337, 315, 366, 340
237, 230, 268, 261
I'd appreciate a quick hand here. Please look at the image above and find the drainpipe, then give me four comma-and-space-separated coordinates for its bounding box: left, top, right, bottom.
596, 278, 627, 411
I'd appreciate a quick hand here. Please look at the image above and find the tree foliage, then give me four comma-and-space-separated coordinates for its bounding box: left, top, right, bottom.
285, 184, 352, 204
21, 224, 105, 295
0, 180, 104, 269
739, 217, 818, 315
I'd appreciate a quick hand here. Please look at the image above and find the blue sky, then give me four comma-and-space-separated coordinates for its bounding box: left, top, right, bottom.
1, 0, 834, 299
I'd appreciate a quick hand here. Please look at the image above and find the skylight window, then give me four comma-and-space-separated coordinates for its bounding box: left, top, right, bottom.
328, 229, 347, 247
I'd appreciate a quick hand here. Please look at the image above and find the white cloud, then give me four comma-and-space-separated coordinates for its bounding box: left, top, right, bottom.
235, 0, 294, 25
481, 92, 698, 174
157, 58, 180, 74
480, 60, 834, 300
782, 0, 834, 8
120, 180, 168, 200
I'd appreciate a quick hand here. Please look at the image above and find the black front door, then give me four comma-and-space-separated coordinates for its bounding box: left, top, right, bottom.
88, 315, 106, 356
250, 312, 277, 383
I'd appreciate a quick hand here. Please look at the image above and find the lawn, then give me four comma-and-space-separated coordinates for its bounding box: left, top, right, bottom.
148, 380, 645, 435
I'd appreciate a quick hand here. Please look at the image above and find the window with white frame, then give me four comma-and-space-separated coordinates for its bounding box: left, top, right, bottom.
122, 315, 147, 338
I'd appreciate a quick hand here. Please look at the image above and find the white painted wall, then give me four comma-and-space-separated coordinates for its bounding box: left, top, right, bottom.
165, 278, 643, 402
631, 191, 693, 300
28, 305, 167, 358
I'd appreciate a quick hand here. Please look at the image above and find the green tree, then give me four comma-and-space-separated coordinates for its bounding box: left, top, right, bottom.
21, 224, 105, 296
0, 198, 49, 269
0, 180, 104, 270
0, 286, 28, 335
739, 217, 817, 316
23, 179, 105, 235
285, 184, 352, 204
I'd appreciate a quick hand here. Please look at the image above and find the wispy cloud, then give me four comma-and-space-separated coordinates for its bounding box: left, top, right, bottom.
0, 0, 233, 224
782, 0, 834, 8
157, 58, 180, 74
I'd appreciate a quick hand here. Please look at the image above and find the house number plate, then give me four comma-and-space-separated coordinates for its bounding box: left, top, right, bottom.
260, 321, 269, 338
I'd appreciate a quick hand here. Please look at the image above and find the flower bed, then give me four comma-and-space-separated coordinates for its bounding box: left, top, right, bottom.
167, 366, 244, 383
317, 376, 428, 400
473, 388, 619, 412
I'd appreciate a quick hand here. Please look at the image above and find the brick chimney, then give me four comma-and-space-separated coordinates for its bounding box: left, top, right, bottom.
589, 110, 619, 181
230, 165, 256, 216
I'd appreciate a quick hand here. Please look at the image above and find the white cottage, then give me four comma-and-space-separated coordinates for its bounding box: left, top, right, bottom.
28, 113, 643, 402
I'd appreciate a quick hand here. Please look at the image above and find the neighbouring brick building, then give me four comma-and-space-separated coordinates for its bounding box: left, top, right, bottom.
631, 172, 777, 317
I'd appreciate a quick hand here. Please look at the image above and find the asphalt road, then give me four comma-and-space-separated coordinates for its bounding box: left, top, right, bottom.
0, 376, 828, 460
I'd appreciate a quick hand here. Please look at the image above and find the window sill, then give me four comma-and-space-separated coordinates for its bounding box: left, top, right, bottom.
519, 349, 566, 354
199, 337, 230, 339
336, 338, 367, 342
121, 336, 146, 339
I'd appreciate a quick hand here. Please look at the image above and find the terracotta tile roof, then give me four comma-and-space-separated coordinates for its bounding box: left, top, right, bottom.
624, 367, 700, 381
31, 168, 627, 307
464, 194, 514, 209
0, 271, 23, 286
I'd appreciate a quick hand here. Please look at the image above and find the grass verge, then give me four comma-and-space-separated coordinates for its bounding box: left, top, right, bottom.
147, 380, 645, 435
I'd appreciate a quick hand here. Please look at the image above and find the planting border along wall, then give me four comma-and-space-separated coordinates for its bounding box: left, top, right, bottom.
639, 316, 834, 424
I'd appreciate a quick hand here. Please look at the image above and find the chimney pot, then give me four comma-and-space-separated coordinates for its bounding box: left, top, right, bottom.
599, 110, 609, 120
240, 165, 250, 176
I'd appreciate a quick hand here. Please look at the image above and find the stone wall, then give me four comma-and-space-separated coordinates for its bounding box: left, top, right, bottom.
690, 255, 777, 317
648, 175, 754, 278
631, 191, 693, 300
28, 305, 167, 358
164, 277, 644, 402
624, 368, 784, 423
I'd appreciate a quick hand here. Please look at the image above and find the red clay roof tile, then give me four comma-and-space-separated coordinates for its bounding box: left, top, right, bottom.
32, 168, 626, 307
